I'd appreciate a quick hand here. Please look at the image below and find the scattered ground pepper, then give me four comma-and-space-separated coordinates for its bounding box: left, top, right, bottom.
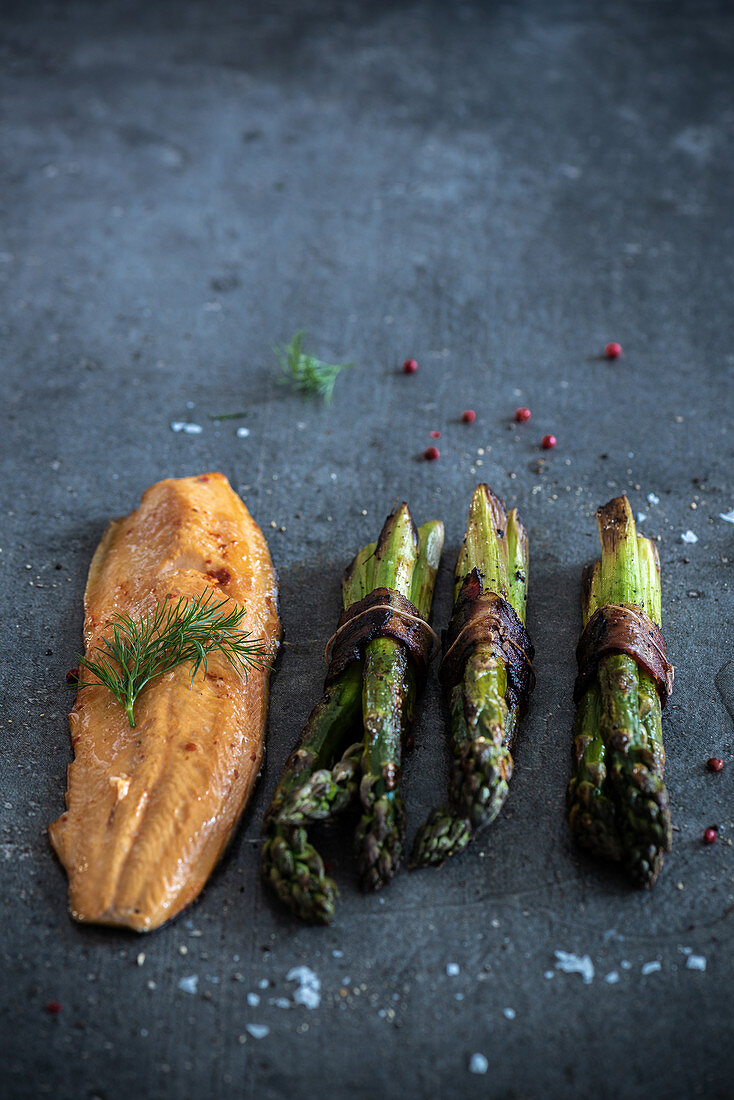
424, 446, 440, 461
461, 410, 476, 423
402, 358, 418, 374
541, 434, 556, 450
706, 757, 724, 772
514, 407, 531, 422
703, 827, 718, 845
604, 342, 623, 359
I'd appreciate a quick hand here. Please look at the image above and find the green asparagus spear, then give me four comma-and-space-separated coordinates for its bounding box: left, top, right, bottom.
261, 662, 364, 923
567, 497, 672, 887
262, 507, 442, 920
412, 485, 531, 868
356, 510, 443, 889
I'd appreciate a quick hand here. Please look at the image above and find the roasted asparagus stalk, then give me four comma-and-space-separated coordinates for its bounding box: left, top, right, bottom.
412, 485, 534, 868
567, 496, 673, 887
355, 508, 444, 889
262, 505, 443, 922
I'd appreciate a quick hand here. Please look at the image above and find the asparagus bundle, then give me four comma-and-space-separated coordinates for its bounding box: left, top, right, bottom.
567, 496, 673, 887
262, 504, 443, 922
412, 485, 534, 868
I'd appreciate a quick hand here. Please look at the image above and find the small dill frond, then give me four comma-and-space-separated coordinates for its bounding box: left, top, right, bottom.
73, 591, 268, 728
273, 330, 353, 404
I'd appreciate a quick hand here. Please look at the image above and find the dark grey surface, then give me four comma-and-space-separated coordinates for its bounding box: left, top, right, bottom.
1, 1, 733, 1097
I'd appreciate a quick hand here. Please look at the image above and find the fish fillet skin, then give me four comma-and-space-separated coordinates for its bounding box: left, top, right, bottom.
48, 472, 281, 932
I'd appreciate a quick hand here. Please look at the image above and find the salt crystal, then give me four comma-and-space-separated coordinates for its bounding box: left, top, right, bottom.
681, 530, 698, 544
503, 1008, 516, 1020
178, 975, 198, 995
258, 979, 269, 989
446, 963, 460, 977
247, 993, 260, 1007
272, 997, 291, 1009
604, 972, 620, 984
554, 950, 594, 984
245, 1024, 269, 1039
719, 510, 734, 524
647, 493, 660, 505
641, 961, 661, 975
170, 421, 202, 435
686, 955, 706, 972
286, 966, 321, 1010
469, 1053, 488, 1075
544, 971, 554, 980
637, 513, 647, 523
236, 427, 250, 438
332, 950, 344, 959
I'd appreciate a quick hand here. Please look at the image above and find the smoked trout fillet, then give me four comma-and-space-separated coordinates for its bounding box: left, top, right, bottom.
49, 473, 281, 931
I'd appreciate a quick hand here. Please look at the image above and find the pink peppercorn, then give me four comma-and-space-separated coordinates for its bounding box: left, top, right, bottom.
514, 407, 531, 423
706, 757, 724, 772
461, 410, 476, 423
424, 446, 440, 461
430, 430, 441, 439
402, 358, 418, 374
604, 342, 623, 360
45, 1001, 63, 1015
541, 434, 556, 449
703, 827, 718, 845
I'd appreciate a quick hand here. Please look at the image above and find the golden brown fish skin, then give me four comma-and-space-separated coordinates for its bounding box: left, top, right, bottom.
48, 473, 281, 932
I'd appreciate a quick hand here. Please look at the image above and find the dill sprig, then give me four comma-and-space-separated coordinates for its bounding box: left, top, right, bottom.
273, 330, 353, 404
73, 591, 269, 728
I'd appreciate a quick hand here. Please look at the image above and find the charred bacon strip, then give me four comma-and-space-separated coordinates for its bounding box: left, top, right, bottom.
567, 496, 673, 887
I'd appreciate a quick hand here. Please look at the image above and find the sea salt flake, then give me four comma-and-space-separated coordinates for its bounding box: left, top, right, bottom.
170, 421, 202, 435
245, 1024, 269, 1039
681, 530, 698, 544
686, 955, 706, 972
719, 509, 734, 524
246, 993, 260, 1007
641, 961, 661, 975
286, 966, 321, 1010
637, 513, 647, 523
469, 1053, 488, 1075
554, 950, 594, 984
178, 975, 198, 995
446, 963, 460, 977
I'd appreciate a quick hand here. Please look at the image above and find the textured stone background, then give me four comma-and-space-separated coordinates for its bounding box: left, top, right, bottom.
1, 1, 732, 1097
